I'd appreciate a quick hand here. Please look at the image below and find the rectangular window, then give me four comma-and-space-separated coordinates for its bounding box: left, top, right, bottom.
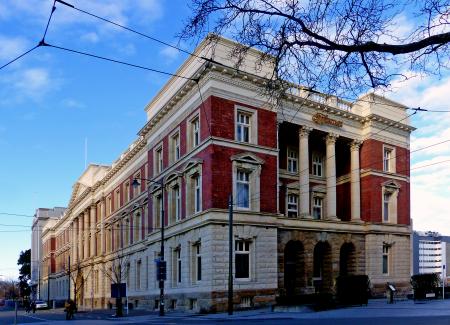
134, 212, 141, 242
383, 193, 390, 222
312, 197, 323, 220
177, 249, 182, 283
133, 172, 141, 197
382, 245, 390, 274
287, 194, 298, 217
312, 155, 323, 177
171, 133, 180, 162
287, 149, 298, 173
192, 243, 202, 283
194, 175, 201, 213
235, 240, 250, 279
124, 181, 130, 204
236, 112, 250, 143
383, 147, 393, 172
154, 195, 162, 229
236, 170, 250, 209
156, 147, 163, 174
192, 117, 200, 148
171, 185, 181, 223
136, 260, 141, 290
115, 188, 121, 210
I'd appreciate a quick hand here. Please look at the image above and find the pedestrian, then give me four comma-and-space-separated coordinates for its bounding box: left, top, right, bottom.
31, 300, 36, 313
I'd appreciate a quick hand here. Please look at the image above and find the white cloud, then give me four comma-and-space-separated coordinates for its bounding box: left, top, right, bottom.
80, 32, 99, 43
0, 35, 29, 61
160, 46, 180, 62
389, 72, 450, 234
62, 98, 84, 109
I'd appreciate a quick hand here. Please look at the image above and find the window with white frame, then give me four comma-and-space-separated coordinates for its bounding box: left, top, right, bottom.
134, 211, 141, 242
312, 155, 324, 177
115, 188, 121, 210
382, 244, 390, 274
194, 175, 201, 213
383, 193, 391, 222
189, 116, 200, 149
136, 259, 141, 290
107, 196, 112, 216
171, 132, 180, 163
235, 240, 250, 279
153, 194, 162, 229
124, 181, 130, 204
383, 146, 395, 172
192, 243, 202, 283
287, 148, 298, 173
236, 170, 250, 209
133, 171, 141, 197
124, 219, 130, 247
312, 197, 323, 219
155, 146, 163, 174
287, 194, 298, 217
172, 247, 181, 286
236, 112, 251, 143
382, 183, 399, 223
170, 185, 181, 224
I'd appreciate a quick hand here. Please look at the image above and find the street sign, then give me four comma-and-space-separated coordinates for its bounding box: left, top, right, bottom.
111, 283, 126, 298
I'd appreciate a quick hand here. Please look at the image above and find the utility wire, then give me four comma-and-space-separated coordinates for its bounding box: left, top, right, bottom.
42, 42, 197, 81
0, 45, 40, 71
42, 0, 56, 42
55, 0, 199, 60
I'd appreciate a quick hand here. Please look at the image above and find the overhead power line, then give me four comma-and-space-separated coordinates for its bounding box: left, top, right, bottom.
0, 45, 40, 71
42, 42, 197, 81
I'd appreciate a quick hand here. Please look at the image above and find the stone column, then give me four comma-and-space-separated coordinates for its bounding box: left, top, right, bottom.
350, 140, 362, 221
79, 215, 83, 261
100, 199, 105, 255
72, 219, 77, 265
84, 209, 89, 259
90, 204, 96, 257
299, 126, 312, 217
326, 133, 339, 220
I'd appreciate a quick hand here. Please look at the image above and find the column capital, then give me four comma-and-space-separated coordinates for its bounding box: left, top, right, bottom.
299, 126, 313, 137
350, 140, 363, 151
326, 133, 339, 144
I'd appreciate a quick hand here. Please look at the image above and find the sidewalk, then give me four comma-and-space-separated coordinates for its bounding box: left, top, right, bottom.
18, 298, 450, 324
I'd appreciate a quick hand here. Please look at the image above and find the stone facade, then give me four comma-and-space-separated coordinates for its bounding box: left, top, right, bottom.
37, 36, 413, 312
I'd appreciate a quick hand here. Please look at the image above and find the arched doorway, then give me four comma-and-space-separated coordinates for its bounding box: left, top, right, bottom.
339, 242, 356, 276
284, 241, 305, 296
313, 241, 332, 292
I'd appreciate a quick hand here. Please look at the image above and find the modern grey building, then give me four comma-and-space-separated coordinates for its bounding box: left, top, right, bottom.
412, 231, 450, 282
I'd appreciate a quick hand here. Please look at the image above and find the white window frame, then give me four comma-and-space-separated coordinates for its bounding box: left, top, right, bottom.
383, 145, 396, 173
287, 193, 298, 217
115, 188, 121, 210
382, 182, 399, 224
236, 111, 251, 143
287, 148, 298, 173
236, 170, 251, 210
188, 113, 200, 150
124, 181, 130, 204
382, 244, 390, 275
194, 175, 201, 213
170, 130, 181, 163
133, 171, 142, 197
154, 144, 163, 175
312, 154, 324, 177
136, 259, 141, 290
234, 106, 258, 145
312, 196, 323, 220
231, 153, 264, 212
235, 240, 251, 281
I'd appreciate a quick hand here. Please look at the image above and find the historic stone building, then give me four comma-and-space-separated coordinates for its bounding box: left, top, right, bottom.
38, 36, 413, 312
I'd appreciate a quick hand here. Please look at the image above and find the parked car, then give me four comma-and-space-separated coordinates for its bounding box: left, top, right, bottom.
0, 299, 5, 306
35, 300, 48, 309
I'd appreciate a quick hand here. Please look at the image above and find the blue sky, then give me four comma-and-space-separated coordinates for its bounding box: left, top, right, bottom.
0, 0, 449, 279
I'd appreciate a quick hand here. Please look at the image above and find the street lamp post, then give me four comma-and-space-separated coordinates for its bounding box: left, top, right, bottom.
132, 177, 165, 316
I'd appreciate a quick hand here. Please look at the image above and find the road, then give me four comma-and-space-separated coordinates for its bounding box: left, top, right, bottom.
2, 299, 450, 325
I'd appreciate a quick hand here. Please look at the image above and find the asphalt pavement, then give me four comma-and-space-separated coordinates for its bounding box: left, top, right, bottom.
1, 298, 450, 324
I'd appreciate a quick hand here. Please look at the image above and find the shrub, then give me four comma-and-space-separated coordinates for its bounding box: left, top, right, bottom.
411, 273, 440, 300
336, 275, 370, 306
